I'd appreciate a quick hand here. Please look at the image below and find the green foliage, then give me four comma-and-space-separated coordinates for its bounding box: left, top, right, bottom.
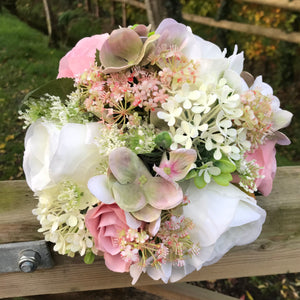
0, 10, 67, 180
154, 131, 172, 149
84, 250, 95, 264
194, 174, 206, 189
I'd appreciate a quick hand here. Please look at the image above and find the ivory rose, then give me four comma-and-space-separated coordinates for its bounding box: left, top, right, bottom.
57, 34, 109, 78
23, 120, 103, 192
85, 203, 131, 272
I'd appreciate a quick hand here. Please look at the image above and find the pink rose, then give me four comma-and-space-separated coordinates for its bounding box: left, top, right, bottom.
246, 139, 277, 196
85, 203, 131, 272
57, 34, 109, 78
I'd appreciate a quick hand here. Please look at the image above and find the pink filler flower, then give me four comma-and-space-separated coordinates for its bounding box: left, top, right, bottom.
85, 203, 131, 272
57, 34, 109, 78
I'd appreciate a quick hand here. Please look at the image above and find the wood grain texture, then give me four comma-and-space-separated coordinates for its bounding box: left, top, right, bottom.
0, 166, 299, 298
136, 283, 239, 300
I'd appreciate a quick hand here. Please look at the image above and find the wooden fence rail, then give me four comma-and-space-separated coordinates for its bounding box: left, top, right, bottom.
241, 0, 300, 12
0, 166, 299, 299
112, 0, 300, 44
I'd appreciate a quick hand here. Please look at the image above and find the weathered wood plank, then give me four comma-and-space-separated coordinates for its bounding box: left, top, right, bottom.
136, 283, 239, 300
0, 181, 42, 244
0, 166, 299, 298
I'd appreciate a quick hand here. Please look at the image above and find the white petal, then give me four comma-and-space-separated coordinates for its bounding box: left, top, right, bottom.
148, 217, 161, 236
182, 181, 266, 264
125, 212, 142, 229
67, 215, 78, 227
49, 123, 102, 184
88, 175, 115, 204
130, 263, 144, 285
23, 120, 60, 192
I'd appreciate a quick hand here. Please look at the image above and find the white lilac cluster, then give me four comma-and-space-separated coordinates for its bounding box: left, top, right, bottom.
21, 18, 292, 284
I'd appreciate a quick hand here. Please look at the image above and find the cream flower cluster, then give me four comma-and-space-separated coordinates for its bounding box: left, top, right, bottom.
33, 181, 97, 256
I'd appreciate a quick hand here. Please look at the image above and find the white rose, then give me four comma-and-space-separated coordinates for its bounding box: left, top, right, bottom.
131, 181, 266, 284
23, 120, 60, 192
23, 120, 104, 192
182, 181, 266, 273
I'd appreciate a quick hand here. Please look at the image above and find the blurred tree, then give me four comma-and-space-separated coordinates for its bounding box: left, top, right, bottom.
145, 0, 182, 29
42, 0, 59, 48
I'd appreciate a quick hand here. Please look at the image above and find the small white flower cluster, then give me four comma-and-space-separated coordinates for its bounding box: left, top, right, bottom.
19, 92, 91, 128
32, 181, 98, 257
158, 78, 250, 162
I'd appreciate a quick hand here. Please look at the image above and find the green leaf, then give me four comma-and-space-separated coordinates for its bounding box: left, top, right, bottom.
212, 173, 233, 186
214, 158, 236, 173
185, 169, 198, 180
154, 131, 172, 149
194, 174, 207, 189
23, 78, 75, 103
84, 250, 95, 264
95, 49, 101, 66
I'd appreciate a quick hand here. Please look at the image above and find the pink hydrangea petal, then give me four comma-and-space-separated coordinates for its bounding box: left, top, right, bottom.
112, 181, 147, 212
273, 131, 291, 146
132, 204, 161, 222
168, 149, 197, 181
100, 28, 142, 68
109, 147, 142, 184
144, 177, 183, 210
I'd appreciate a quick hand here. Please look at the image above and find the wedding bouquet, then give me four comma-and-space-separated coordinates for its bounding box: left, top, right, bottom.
20, 19, 292, 283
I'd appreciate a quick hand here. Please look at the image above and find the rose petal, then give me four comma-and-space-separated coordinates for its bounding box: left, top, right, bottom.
104, 252, 131, 273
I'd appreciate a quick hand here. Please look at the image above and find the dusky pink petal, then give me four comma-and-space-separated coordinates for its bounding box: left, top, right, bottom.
100, 28, 142, 67
144, 177, 183, 210
109, 147, 141, 184
112, 181, 147, 212
132, 204, 161, 222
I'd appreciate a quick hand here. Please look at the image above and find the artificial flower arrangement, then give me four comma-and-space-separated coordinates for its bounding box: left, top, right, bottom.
20, 19, 292, 283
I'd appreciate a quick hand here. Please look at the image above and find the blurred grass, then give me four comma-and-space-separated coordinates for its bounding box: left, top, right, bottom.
0, 9, 67, 180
